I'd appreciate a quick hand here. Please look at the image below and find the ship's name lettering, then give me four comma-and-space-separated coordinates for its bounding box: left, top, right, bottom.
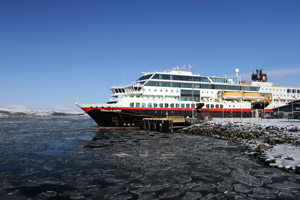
100, 109, 122, 112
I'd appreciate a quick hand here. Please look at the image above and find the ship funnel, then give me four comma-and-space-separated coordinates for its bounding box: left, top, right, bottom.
252, 69, 267, 82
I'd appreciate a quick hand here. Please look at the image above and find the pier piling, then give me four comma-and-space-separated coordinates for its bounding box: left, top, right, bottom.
141, 117, 196, 133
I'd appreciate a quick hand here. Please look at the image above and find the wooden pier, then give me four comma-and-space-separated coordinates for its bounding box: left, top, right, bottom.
141, 117, 197, 133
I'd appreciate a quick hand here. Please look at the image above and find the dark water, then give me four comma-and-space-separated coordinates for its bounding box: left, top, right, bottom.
0, 117, 300, 200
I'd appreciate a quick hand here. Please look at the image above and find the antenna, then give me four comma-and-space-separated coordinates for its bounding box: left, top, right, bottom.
235, 68, 239, 79
123, 72, 125, 85
75, 95, 79, 104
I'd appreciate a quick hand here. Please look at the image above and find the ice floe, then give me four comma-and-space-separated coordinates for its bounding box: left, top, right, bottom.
180, 118, 300, 173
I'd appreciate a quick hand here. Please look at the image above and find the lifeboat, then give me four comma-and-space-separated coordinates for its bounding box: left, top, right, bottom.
242, 92, 260, 101
222, 91, 242, 100
259, 96, 272, 102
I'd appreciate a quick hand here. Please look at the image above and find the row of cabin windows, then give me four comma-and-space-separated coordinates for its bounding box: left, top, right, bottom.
273, 94, 300, 98
261, 88, 300, 93
287, 89, 300, 93
152, 74, 210, 82
147, 88, 213, 95
145, 81, 259, 91
152, 74, 228, 83
149, 88, 179, 93
130, 102, 195, 108
205, 104, 224, 109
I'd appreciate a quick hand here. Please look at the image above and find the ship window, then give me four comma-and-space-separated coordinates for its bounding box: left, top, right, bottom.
130, 103, 134, 107
136, 103, 140, 107
160, 89, 163, 92
206, 104, 209, 108
176, 104, 180, 108
153, 103, 158, 108
211, 104, 214, 108
181, 104, 185, 108
163, 74, 170, 80
186, 104, 190, 108
182, 83, 192, 88
216, 104, 219, 108
292, 89, 296, 93
138, 74, 153, 81
287, 89, 291, 93
297, 90, 300, 93
166, 89, 168, 92
154, 89, 157, 92
148, 103, 152, 107
191, 104, 195, 108
152, 74, 159, 79
170, 103, 175, 108
142, 103, 146, 107
220, 104, 224, 108
162, 82, 171, 87
159, 103, 163, 108
165, 103, 169, 108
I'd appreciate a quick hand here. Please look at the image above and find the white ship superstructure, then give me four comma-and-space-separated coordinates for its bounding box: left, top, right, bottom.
77, 67, 300, 127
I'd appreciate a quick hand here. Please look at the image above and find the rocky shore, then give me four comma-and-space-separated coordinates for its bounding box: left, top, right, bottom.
179, 119, 300, 174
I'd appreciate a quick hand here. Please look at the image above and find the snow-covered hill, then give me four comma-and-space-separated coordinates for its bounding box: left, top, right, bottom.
0, 105, 85, 117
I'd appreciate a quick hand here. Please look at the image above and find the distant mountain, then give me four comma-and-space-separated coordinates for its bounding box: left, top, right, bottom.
0, 108, 86, 117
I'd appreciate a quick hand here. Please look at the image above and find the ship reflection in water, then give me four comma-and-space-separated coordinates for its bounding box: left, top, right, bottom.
0, 117, 300, 199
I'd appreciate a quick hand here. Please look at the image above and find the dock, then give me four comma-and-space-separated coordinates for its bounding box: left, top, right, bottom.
141, 116, 198, 133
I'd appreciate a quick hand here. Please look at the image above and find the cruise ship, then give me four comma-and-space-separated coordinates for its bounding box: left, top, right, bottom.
77, 67, 300, 128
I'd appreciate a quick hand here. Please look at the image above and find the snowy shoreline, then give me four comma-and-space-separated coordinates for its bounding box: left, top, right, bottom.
0, 105, 86, 117
180, 118, 300, 174
0, 108, 86, 117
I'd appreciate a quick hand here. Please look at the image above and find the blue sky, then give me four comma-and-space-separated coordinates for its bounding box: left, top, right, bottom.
1, 0, 300, 111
